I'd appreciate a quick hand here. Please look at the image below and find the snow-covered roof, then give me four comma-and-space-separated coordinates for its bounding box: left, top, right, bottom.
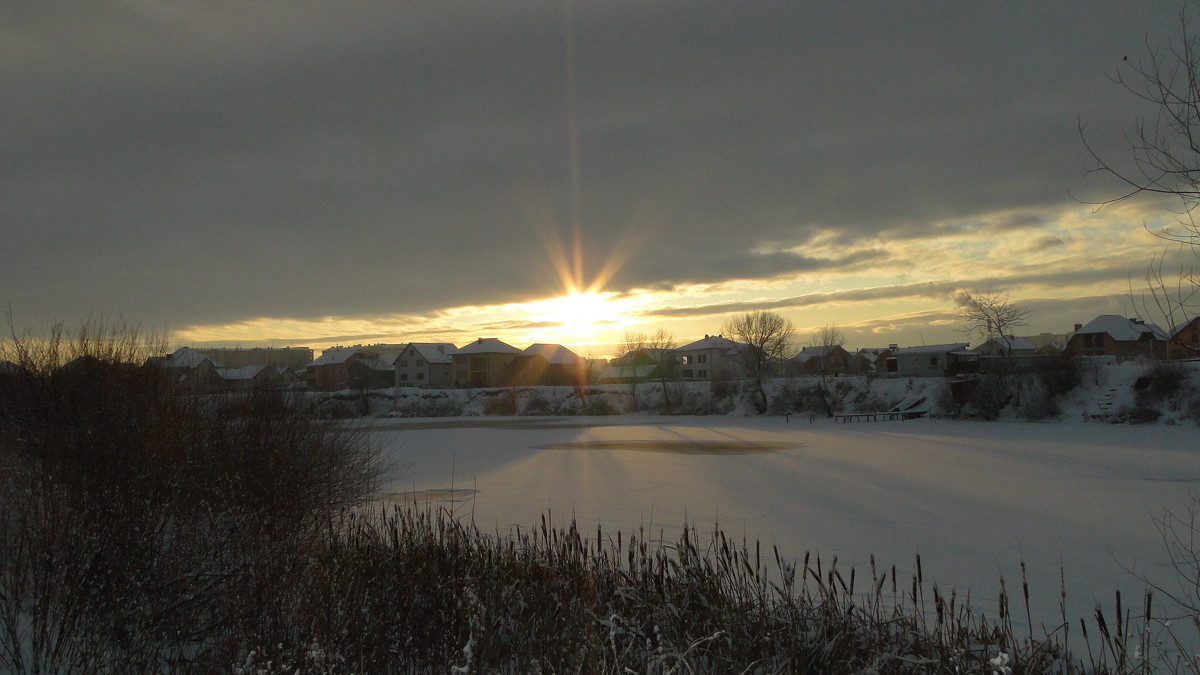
893, 343, 969, 355
406, 342, 458, 364
456, 338, 520, 355
217, 365, 268, 380
354, 356, 396, 372
1171, 316, 1200, 338
310, 347, 364, 366
164, 346, 215, 368
1075, 315, 1168, 341
522, 343, 580, 365
792, 345, 841, 361
677, 335, 740, 352
857, 347, 891, 356
976, 336, 1037, 352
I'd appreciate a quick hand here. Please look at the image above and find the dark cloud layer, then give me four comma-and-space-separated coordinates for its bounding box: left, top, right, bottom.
0, 1, 1182, 329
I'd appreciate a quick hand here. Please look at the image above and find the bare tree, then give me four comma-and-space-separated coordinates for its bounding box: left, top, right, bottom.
809, 324, 847, 381
645, 328, 677, 411
807, 324, 847, 418
956, 289, 1030, 356
1081, 7, 1200, 352
616, 331, 647, 411
722, 311, 794, 410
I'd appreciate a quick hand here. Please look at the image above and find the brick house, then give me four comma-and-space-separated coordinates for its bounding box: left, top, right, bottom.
1061, 315, 1168, 360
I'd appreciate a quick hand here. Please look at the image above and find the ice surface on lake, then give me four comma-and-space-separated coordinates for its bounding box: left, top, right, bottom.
368, 415, 1199, 629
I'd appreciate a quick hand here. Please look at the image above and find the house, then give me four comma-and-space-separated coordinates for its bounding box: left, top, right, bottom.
306, 347, 369, 391
601, 347, 673, 384
452, 338, 521, 388
1169, 316, 1200, 359
972, 335, 1038, 358
194, 347, 313, 371
1020, 332, 1072, 355
346, 353, 398, 390
791, 344, 852, 377
850, 347, 894, 375
395, 343, 458, 389
217, 364, 286, 392
277, 367, 305, 389
885, 343, 978, 377
675, 335, 743, 381
150, 346, 223, 391
512, 343, 588, 387
1061, 315, 1168, 360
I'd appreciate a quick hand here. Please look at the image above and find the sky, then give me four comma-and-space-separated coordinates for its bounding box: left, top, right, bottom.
1, 2, 1195, 358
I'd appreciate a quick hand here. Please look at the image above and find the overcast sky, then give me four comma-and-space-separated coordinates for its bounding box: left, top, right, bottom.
1, 2, 1190, 353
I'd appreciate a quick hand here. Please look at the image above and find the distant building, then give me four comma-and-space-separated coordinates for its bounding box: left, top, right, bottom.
850, 347, 894, 375
1169, 317, 1200, 359
395, 343, 458, 389
512, 343, 588, 387
886, 343, 978, 377
675, 335, 743, 381
1061, 315, 1168, 360
193, 347, 313, 371
972, 336, 1037, 358
791, 344, 852, 377
306, 347, 369, 391
452, 338, 521, 388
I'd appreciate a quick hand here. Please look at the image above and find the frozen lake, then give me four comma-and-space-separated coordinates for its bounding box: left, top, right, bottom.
366, 415, 1199, 631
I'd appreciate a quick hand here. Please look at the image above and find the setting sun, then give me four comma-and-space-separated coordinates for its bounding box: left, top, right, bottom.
518, 291, 639, 345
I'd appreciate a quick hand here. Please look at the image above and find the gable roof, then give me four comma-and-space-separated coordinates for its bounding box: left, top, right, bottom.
893, 343, 970, 355
677, 335, 740, 352
456, 337, 520, 355
1075, 315, 1168, 341
350, 356, 397, 372
217, 364, 269, 380
405, 342, 458, 363
522, 343, 580, 365
976, 336, 1037, 352
792, 344, 844, 362
163, 346, 216, 368
1170, 316, 1200, 338
310, 347, 365, 366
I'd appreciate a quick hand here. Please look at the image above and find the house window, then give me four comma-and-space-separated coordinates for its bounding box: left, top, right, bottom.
682, 369, 694, 378
929, 356, 939, 367
416, 359, 425, 366
698, 354, 708, 364
399, 360, 408, 367
417, 372, 424, 380
681, 355, 692, 365
400, 373, 408, 381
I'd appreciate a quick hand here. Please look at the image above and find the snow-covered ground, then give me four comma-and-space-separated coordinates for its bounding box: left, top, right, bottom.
366, 414, 1198, 633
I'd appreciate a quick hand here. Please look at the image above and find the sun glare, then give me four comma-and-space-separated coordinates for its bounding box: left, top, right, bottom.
521, 291, 636, 342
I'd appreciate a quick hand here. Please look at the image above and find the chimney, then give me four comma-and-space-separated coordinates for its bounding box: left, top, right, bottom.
1073, 324, 1082, 332
888, 343, 898, 350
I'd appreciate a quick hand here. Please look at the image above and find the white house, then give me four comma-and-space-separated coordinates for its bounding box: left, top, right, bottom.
675, 335, 743, 381
395, 343, 457, 389
886, 343, 978, 377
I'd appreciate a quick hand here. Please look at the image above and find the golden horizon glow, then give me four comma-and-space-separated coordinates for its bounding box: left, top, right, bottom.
170, 203, 1178, 357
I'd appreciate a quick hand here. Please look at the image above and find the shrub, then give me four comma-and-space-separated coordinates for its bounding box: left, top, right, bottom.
963, 374, 1012, 420
0, 319, 380, 673
482, 389, 517, 415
